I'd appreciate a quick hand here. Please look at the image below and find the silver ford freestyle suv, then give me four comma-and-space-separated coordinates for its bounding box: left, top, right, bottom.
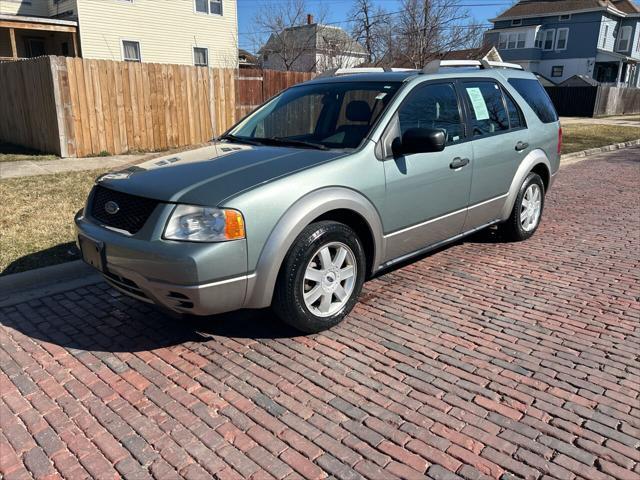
76, 61, 561, 333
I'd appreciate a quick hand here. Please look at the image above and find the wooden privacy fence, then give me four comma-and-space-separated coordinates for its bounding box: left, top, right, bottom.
0, 56, 61, 155
0, 57, 315, 157
545, 85, 640, 117
236, 68, 314, 118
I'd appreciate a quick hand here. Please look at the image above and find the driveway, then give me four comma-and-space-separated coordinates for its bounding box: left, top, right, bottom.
1, 148, 639, 480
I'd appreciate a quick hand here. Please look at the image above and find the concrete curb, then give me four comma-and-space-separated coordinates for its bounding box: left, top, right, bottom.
561, 139, 640, 167
1, 140, 639, 307
0, 260, 102, 308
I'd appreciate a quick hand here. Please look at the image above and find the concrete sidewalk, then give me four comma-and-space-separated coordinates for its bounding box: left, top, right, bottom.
0, 154, 150, 179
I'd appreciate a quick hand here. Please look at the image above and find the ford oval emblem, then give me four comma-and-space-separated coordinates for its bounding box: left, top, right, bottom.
104, 200, 120, 215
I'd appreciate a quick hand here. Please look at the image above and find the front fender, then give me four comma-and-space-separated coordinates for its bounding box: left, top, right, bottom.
500, 149, 551, 221
243, 187, 385, 309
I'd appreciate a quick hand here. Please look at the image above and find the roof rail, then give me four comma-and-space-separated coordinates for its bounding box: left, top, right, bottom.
317, 66, 417, 77
422, 59, 523, 73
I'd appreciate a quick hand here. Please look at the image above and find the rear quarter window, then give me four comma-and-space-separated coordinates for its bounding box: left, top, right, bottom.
508, 78, 558, 124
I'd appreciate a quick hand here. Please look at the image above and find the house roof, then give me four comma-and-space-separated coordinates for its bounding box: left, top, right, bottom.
534, 73, 557, 87
438, 45, 501, 61
0, 13, 77, 27
261, 24, 366, 56
492, 0, 639, 21
238, 49, 257, 64
559, 74, 600, 86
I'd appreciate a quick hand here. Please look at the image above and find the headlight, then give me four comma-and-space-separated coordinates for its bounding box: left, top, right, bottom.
164, 205, 245, 242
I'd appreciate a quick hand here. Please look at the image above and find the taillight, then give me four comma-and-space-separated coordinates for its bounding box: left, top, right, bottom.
557, 126, 563, 155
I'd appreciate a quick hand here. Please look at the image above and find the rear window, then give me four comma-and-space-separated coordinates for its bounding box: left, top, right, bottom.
508, 78, 558, 124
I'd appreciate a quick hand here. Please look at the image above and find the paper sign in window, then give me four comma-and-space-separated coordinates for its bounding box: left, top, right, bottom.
466, 87, 490, 121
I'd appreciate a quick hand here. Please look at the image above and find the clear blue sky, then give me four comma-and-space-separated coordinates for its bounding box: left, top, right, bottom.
237, 0, 516, 51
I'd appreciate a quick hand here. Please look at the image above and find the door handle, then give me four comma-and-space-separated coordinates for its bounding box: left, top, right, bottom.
515, 141, 529, 152
450, 157, 470, 169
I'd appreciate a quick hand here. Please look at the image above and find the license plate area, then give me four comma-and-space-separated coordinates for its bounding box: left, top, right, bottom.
78, 235, 106, 273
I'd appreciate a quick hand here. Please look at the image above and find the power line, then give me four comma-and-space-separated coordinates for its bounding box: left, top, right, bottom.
238, 2, 513, 36
239, 16, 630, 37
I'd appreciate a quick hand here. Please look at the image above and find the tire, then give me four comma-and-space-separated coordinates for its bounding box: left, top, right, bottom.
501, 172, 545, 241
272, 221, 366, 333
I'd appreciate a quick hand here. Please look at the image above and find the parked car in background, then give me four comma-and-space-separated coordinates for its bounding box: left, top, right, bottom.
75, 61, 561, 333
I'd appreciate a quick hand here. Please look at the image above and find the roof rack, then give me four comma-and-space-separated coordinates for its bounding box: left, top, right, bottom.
316, 60, 523, 78
422, 59, 524, 74
317, 67, 417, 77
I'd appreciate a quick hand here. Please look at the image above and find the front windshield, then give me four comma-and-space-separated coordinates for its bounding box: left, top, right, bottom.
227, 81, 402, 150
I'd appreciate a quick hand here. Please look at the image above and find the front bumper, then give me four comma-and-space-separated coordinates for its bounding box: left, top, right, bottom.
74, 209, 249, 315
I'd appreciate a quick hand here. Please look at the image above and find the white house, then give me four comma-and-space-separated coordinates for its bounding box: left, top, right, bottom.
260, 15, 367, 72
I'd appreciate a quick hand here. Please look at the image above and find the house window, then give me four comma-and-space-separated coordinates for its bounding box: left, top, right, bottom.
543, 29, 555, 51
498, 33, 507, 50
535, 30, 543, 48
511, 19, 522, 26
551, 66, 564, 77
517, 32, 526, 49
602, 25, 609, 48
555, 28, 569, 50
195, 0, 222, 15
616, 26, 632, 52
507, 32, 517, 49
193, 47, 208, 66
559, 14, 571, 21
122, 40, 141, 62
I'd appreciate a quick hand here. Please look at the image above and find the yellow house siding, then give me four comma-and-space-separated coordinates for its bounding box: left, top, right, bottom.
75, 0, 238, 67
0, 0, 48, 16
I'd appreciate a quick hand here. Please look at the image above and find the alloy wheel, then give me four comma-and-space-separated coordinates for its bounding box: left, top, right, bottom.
302, 241, 357, 317
520, 183, 542, 232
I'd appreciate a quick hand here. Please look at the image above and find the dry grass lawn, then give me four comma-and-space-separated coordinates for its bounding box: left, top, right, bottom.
0, 170, 103, 275
562, 124, 640, 154
0, 143, 59, 163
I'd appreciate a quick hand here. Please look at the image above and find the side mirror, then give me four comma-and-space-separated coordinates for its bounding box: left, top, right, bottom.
394, 128, 446, 156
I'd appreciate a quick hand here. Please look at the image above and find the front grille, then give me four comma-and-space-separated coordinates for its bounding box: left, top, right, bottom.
90, 185, 159, 234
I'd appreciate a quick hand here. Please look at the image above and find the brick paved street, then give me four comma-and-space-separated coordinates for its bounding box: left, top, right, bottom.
1, 148, 639, 480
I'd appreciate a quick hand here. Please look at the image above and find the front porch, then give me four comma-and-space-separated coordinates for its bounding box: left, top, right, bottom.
0, 14, 78, 61
594, 50, 640, 87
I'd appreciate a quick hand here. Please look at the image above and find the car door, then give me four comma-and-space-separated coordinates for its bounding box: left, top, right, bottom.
459, 79, 529, 230
380, 81, 473, 262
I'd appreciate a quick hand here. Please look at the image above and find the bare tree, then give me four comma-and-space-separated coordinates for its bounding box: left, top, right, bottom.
395, 0, 484, 68
349, 0, 391, 65
253, 0, 327, 71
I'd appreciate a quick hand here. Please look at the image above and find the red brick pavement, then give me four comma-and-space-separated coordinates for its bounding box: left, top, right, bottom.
1, 148, 639, 480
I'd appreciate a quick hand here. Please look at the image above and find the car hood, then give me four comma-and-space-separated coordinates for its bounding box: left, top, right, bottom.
97, 142, 347, 206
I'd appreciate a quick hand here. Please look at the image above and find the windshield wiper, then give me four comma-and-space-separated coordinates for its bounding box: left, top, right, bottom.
258, 137, 329, 150
218, 134, 263, 146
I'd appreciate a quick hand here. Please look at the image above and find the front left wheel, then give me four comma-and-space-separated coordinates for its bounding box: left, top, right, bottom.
272, 221, 366, 333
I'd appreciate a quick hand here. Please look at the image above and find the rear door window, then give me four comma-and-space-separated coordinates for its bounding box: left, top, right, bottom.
462, 81, 509, 137
508, 78, 558, 123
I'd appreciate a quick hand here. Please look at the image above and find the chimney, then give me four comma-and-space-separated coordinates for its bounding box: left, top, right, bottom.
307, 13, 314, 25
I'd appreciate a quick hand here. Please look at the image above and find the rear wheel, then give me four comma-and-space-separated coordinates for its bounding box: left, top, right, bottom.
272, 221, 366, 333
502, 172, 545, 241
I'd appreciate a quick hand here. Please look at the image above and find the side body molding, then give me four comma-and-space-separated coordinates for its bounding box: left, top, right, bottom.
499, 148, 552, 221
243, 187, 386, 309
